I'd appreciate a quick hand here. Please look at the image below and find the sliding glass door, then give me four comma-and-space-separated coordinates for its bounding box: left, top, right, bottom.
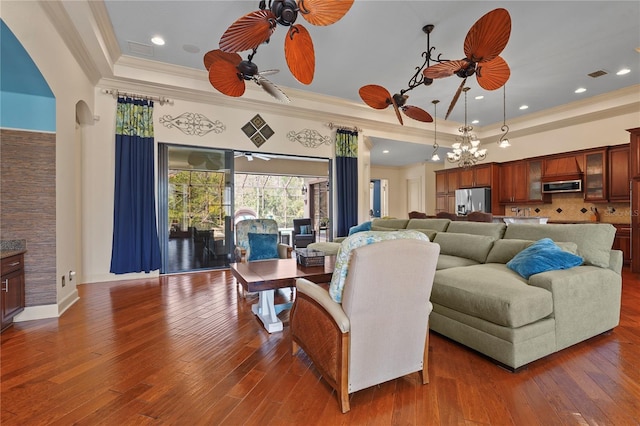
158, 144, 233, 273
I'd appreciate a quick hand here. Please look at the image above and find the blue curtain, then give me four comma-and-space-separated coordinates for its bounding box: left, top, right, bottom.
335, 129, 358, 237
110, 97, 161, 274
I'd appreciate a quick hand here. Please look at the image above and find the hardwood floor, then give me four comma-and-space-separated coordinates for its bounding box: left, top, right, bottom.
2, 269, 639, 425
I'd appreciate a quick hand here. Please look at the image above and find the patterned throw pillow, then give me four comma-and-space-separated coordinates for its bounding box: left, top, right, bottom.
328, 230, 429, 303
247, 233, 279, 261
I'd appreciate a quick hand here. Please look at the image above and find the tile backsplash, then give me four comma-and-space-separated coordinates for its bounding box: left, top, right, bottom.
505, 193, 631, 224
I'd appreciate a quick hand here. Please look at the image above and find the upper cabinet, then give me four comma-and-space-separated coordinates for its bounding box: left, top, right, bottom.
608, 144, 631, 202
583, 149, 608, 202
459, 164, 494, 188
499, 160, 548, 204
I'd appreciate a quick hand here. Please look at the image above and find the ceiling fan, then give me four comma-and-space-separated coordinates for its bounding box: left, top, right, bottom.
358, 25, 448, 126
204, 49, 290, 103
217, 0, 355, 86
234, 151, 272, 162
423, 8, 512, 119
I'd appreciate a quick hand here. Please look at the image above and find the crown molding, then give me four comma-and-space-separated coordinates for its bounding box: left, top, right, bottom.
39, 0, 102, 84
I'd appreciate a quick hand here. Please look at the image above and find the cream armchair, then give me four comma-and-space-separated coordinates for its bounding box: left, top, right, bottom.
290, 238, 440, 413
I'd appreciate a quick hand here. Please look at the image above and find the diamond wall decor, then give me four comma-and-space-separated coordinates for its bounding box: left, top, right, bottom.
242, 114, 274, 148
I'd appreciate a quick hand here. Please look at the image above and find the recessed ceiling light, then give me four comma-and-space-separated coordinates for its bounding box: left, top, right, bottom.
151, 36, 165, 46
617, 68, 631, 75
519, 105, 529, 110
382, 150, 389, 154
575, 87, 587, 93
472, 119, 479, 124
474, 95, 484, 100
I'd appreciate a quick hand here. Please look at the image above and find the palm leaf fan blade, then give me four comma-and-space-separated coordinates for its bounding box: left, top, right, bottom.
391, 96, 404, 125
285, 25, 315, 85
255, 76, 291, 103
476, 56, 510, 90
445, 78, 467, 120
203, 49, 241, 71
423, 60, 468, 79
463, 8, 511, 63
359, 85, 392, 110
219, 10, 277, 53
299, 0, 355, 26
402, 105, 433, 123
209, 58, 245, 97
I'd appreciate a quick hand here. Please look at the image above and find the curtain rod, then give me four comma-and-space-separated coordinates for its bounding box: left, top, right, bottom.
326, 122, 361, 132
102, 89, 173, 106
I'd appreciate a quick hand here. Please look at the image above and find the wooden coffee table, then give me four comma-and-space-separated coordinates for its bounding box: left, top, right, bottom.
230, 257, 335, 333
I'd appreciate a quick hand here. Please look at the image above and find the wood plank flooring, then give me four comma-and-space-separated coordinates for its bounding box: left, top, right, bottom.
2, 269, 639, 425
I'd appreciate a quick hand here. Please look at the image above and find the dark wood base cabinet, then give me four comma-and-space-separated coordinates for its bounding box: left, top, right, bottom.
1, 253, 26, 332
613, 225, 632, 267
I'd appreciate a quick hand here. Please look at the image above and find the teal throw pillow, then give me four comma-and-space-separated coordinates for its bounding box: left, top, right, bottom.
348, 221, 372, 236
506, 238, 583, 279
247, 233, 279, 261
299, 225, 311, 235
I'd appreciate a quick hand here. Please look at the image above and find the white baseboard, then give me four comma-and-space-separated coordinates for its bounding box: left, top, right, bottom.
13, 289, 79, 322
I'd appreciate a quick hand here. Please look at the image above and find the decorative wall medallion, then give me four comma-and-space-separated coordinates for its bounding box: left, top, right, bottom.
159, 112, 225, 136
242, 114, 274, 148
286, 129, 331, 148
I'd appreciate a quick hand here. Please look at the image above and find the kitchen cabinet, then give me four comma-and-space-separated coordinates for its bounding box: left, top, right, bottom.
628, 127, 640, 273
499, 161, 528, 203
612, 225, 631, 266
435, 169, 459, 213
459, 163, 493, 188
584, 149, 607, 202
608, 145, 630, 202
1, 253, 25, 332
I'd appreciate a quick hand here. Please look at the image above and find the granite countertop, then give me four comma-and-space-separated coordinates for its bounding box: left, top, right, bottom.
1, 249, 27, 260
0, 240, 27, 259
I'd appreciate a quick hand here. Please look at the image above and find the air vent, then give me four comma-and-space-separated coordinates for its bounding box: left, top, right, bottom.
127, 41, 154, 56
587, 70, 608, 78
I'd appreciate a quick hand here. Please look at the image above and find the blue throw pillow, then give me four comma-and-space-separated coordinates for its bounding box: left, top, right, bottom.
507, 238, 583, 279
348, 221, 372, 236
299, 225, 311, 235
247, 233, 279, 261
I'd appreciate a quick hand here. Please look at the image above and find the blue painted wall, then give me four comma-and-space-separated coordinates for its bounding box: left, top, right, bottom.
1, 19, 56, 132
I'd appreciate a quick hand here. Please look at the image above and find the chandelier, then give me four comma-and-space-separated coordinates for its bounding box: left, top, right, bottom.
447, 87, 487, 168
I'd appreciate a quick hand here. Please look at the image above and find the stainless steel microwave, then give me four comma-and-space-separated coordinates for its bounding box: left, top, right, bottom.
542, 179, 582, 193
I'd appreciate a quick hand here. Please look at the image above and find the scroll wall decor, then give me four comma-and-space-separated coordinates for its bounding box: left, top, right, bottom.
286, 129, 331, 148
159, 112, 225, 136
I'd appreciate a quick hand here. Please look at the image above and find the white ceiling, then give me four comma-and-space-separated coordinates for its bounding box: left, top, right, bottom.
102, 1, 639, 166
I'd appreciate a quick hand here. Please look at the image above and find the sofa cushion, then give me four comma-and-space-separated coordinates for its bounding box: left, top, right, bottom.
433, 232, 495, 263
432, 264, 553, 328
446, 221, 507, 239
437, 254, 480, 270
503, 223, 615, 268
507, 238, 584, 279
371, 225, 398, 231
486, 239, 579, 264
408, 228, 438, 241
371, 218, 409, 230
329, 230, 429, 303
406, 218, 450, 232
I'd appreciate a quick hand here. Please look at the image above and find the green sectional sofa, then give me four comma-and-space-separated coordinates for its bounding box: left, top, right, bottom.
310, 218, 623, 370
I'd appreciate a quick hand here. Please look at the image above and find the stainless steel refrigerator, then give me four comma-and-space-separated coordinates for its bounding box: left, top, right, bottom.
455, 188, 491, 215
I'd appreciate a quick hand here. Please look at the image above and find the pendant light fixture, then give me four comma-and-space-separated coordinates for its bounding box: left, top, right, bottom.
431, 99, 441, 161
446, 87, 487, 168
498, 85, 511, 148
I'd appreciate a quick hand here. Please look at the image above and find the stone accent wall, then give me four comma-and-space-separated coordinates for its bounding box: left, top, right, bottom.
1, 129, 57, 305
